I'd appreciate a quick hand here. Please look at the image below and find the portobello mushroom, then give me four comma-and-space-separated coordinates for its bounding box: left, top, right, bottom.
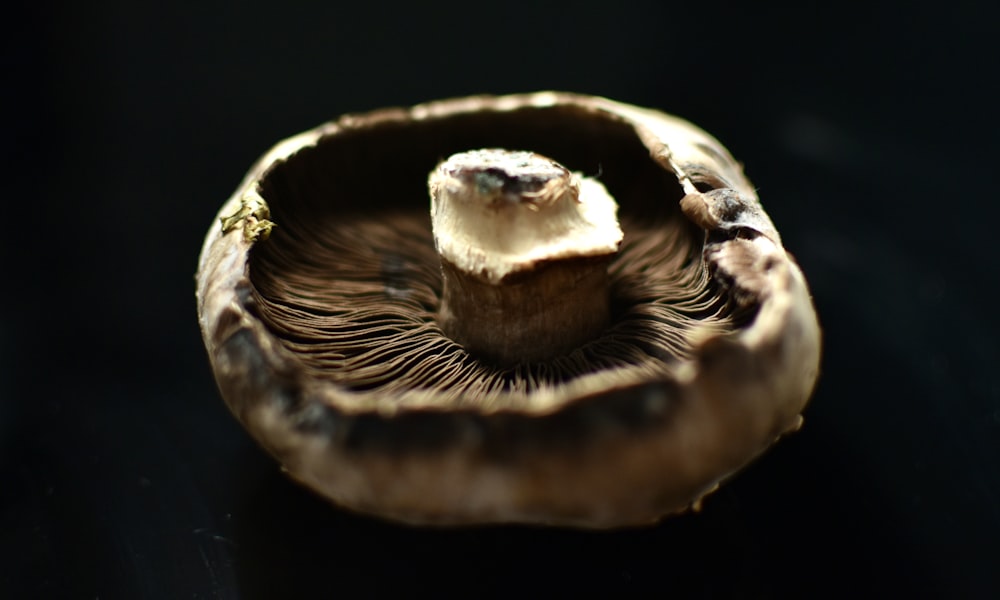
196, 92, 821, 528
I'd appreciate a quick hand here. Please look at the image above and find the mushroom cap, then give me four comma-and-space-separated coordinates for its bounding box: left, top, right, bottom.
196, 92, 821, 528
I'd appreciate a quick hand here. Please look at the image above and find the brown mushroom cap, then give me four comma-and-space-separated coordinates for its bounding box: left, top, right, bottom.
196, 92, 821, 528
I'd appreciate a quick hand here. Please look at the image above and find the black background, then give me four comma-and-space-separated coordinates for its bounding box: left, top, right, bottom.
4, 2, 999, 597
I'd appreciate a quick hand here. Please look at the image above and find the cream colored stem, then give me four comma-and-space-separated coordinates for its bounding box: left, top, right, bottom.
429, 149, 623, 365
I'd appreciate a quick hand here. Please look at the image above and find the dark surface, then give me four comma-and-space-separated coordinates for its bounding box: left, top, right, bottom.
3, 2, 998, 598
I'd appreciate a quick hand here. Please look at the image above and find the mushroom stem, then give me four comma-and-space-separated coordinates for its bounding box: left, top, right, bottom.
429, 149, 624, 365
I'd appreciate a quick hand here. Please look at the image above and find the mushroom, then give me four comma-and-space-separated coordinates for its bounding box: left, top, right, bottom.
196, 92, 821, 528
